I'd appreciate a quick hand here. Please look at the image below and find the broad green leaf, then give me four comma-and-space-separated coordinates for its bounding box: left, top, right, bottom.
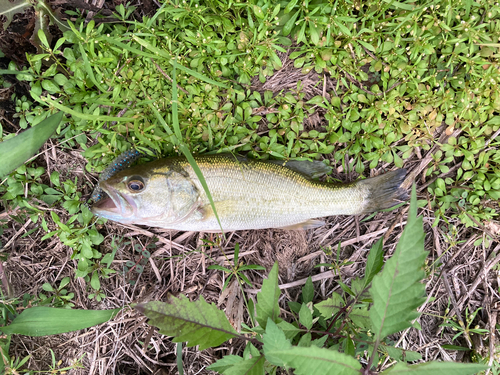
0, 0, 31, 30
277, 320, 301, 340
224, 356, 265, 375
135, 295, 237, 350
256, 263, 280, 329
315, 292, 342, 319
262, 319, 290, 366
381, 361, 488, 374
350, 307, 371, 330
207, 355, 243, 373
0, 111, 63, 178
382, 345, 422, 362
263, 320, 361, 375
370, 185, 427, 341
363, 237, 384, 287
0, 307, 119, 336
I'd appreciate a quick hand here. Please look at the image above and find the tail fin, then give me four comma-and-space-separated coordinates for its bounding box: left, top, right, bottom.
357, 169, 408, 214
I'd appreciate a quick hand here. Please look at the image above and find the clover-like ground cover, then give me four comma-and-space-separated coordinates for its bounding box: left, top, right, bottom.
0, 0, 499, 373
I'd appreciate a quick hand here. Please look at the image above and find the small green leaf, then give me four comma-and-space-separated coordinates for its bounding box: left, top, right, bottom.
299, 303, 313, 330
90, 272, 100, 290
0, 334, 11, 373
283, 10, 300, 36
284, 0, 298, 13
277, 320, 301, 340
315, 292, 342, 319
363, 237, 384, 288
253, 5, 264, 19
302, 277, 314, 303
37, 29, 49, 48
309, 21, 319, 45
41, 283, 54, 292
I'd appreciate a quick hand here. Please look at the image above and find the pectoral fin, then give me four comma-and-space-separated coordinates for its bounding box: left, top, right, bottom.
278, 219, 325, 230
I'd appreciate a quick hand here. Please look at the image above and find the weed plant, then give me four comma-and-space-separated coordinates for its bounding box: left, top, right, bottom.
135, 187, 488, 374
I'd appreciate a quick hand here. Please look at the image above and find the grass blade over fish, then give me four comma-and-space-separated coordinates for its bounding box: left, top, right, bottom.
91, 154, 407, 232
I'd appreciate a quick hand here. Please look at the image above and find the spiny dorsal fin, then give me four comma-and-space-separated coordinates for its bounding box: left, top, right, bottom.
231, 154, 332, 179
266, 159, 332, 179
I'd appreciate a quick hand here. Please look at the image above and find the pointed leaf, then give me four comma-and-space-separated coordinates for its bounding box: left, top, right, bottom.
381, 361, 488, 374
302, 276, 314, 303
277, 320, 301, 340
262, 319, 291, 366
363, 237, 384, 287
0, 112, 63, 178
263, 320, 361, 375
382, 345, 422, 362
0, 307, 119, 336
256, 263, 280, 328
299, 303, 313, 330
136, 295, 237, 350
315, 292, 342, 319
224, 356, 265, 375
207, 355, 243, 373
370, 185, 428, 341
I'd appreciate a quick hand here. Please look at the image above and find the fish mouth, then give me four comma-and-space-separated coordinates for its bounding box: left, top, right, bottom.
91, 182, 137, 220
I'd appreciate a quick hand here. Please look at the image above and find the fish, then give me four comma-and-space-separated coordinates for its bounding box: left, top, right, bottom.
91, 154, 407, 232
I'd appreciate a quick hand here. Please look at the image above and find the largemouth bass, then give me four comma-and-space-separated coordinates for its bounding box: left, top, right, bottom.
91, 154, 407, 231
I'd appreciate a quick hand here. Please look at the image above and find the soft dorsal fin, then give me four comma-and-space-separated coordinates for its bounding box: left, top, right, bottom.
278, 219, 325, 230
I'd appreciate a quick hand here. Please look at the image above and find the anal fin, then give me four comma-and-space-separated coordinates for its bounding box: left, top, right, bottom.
278, 219, 325, 230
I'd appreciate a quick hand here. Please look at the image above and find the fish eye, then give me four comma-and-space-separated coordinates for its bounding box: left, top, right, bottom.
127, 177, 145, 192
